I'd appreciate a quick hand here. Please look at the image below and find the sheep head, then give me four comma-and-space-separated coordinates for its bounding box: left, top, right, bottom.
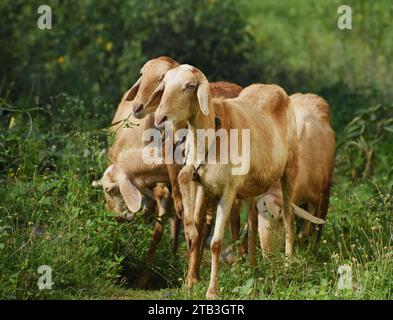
257, 195, 282, 222
153, 64, 210, 129
257, 194, 326, 224
126, 56, 179, 119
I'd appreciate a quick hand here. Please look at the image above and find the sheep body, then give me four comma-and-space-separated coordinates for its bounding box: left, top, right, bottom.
257, 93, 335, 252
97, 58, 244, 288
154, 65, 299, 298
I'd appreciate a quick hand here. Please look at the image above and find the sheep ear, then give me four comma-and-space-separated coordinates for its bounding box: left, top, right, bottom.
145, 82, 164, 111
125, 76, 142, 101
292, 204, 326, 224
101, 165, 114, 186
117, 172, 142, 213
197, 79, 210, 116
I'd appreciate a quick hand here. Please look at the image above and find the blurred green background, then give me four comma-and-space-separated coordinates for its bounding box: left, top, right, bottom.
2, 0, 393, 126
0, 0, 392, 299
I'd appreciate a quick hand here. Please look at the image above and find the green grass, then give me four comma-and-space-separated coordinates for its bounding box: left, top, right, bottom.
0, 95, 392, 299
1, 0, 393, 300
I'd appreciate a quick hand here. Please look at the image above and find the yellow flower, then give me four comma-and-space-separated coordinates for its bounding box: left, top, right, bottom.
57, 56, 65, 65
105, 42, 113, 52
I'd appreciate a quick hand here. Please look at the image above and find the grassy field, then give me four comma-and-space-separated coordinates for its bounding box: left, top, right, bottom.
1, 1, 392, 299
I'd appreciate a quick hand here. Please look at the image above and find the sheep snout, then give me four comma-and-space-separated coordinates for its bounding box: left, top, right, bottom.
132, 102, 144, 118
154, 113, 168, 128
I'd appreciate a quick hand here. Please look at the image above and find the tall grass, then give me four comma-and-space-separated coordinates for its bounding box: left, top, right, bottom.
1, 0, 392, 299
1, 95, 392, 299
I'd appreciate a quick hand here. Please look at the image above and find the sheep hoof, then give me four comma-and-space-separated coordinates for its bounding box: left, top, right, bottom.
221, 245, 235, 266
284, 256, 293, 269
206, 290, 218, 300
186, 276, 199, 289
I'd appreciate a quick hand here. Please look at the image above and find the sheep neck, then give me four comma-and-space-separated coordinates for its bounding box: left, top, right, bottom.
187, 94, 216, 164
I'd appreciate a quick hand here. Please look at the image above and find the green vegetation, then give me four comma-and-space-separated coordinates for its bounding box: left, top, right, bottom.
0, 0, 392, 299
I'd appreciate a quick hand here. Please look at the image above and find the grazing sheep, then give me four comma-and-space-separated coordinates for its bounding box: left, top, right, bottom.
91, 57, 181, 288
95, 84, 172, 218
95, 57, 244, 287
109, 56, 179, 165
132, 58, 246, 285
98, 109, 178, 288
97, 56, 182, 218
152, 64, 308, 298
133, 57, 243, 222
257, 93, 335, 253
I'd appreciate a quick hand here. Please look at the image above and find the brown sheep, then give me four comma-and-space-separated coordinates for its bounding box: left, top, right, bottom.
130, 58, 246, 285
95, 57, 243, 288
257, 93, 335, 253
152, 64, 307, 298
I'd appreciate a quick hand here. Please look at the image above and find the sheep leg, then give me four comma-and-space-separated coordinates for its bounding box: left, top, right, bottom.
198, 205, 214, 268
137, 219, 164, 288
206, 190, 236, 299
178, 166, 198, 252
280, 168, 297, 259
230, 199, 241, 243
138, 185, 170, 287
186, 185, 208, 287
315, 185, 331, 242
170, 216, 181, 255
258, 213, 273, 255
299, 208, 312, 244
239, 224, 249, 255
247, 198, 258, 267
299, 203, 316, 244
166, 163, 184, 219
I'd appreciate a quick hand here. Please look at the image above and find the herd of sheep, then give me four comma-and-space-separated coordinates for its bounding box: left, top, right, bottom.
92, 56, 336, 299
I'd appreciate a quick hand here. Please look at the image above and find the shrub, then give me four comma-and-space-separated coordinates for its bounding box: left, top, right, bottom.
0, 0, 257, 106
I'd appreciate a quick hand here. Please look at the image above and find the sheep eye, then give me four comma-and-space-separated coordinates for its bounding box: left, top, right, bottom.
263, 202, 266, 206
185, 82, 197, 90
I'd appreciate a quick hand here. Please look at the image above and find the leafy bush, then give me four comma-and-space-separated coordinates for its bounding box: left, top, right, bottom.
0, 95, 183, 299
337, 104, 393, 186
0, 0, 256, 105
